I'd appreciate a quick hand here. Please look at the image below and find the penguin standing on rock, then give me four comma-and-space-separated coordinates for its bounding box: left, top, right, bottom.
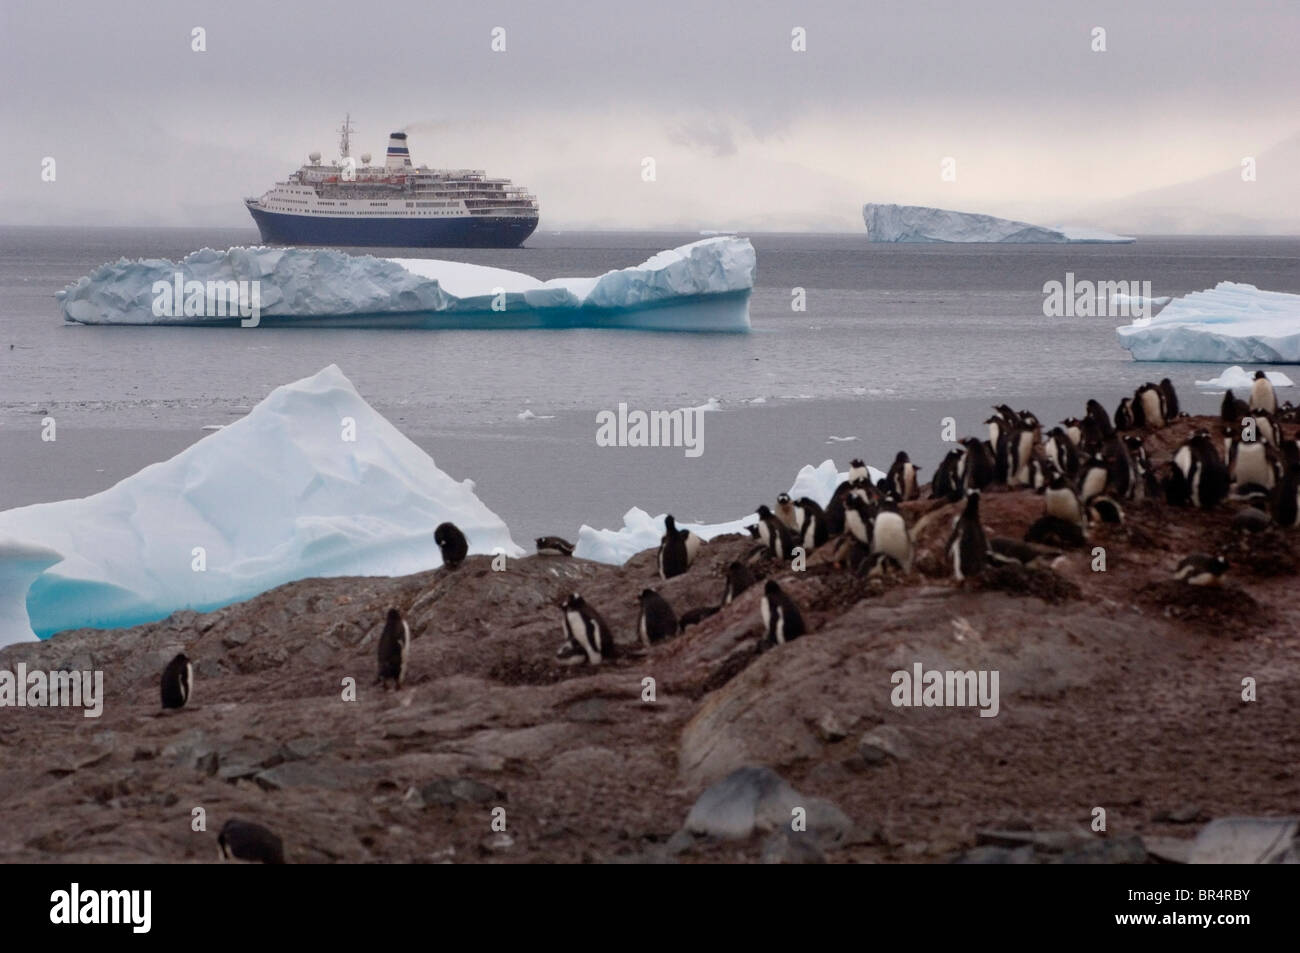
886, 452, 921, 501
760, 580, 806, 647
658, 515, 700, 579
637, 589, 678, 647
795, 497, 829, 549
721, 560, 755, 605
1221, 389, 1250, 422
1044, 471, 1086, 532
161, 653, 192, 710
376, 608, 410, 690
848, 459, 870, 484
1134, 382, 1165, 428
775, 493, 801, 532
1273, 463, 1300, 528
1251, 370, 1278, 414
870, 499, 913, 572
557, 593, 613, 665
756, 505, 799, 559
434, 522, 468, 568
843, 495, 876, 547
1114, 397, 1135, 431
931, 449, 965, 502
218, 819, 285, 864
1078, 453, 1110, 503
1160, 378, 1181, 418
947, 489, 990, 581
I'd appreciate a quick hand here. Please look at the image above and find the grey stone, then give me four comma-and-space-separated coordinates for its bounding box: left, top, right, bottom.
858, 724, 912, 764
761, 831, 826, 864
1190, 817, 1300, 864
418, 777, 505, 808
684, 765, 853, 844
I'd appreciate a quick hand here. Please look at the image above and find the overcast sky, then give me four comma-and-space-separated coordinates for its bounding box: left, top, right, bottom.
2, 0, 1297, 230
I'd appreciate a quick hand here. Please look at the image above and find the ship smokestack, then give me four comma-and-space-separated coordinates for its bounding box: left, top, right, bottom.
385, 132, 412, 170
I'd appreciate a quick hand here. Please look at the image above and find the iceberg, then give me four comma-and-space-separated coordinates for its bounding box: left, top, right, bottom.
863, 203, 1134, 244
56, 237, 754, 332
1194, 366, 1295, 390
0, 366, 520, 644
1116, 283, 1300, 363
573, 459, 885, 565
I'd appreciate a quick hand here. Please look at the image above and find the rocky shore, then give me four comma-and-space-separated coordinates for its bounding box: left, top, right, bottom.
2, 413, 1297, 864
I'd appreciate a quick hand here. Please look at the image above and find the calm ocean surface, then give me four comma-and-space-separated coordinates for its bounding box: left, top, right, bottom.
2, 228, 1297, 543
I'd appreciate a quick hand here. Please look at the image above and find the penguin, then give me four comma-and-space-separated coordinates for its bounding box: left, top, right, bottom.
557, 593, 612, 666
434, 522, 469, 568
658, 515, 699, 579
1113, 397, 1135, 432
760, 580, 806, 647
1250, 371, 1277, 414
1186, 430, 1231, 509
843, 495, 875, 547
1124, 435, 1160, 499
886, 451, 921, 501
1221, 388, 1250, 422
959, 437, 996, 490
1135, 383, 1165, 428
1273, 463, 1300, 528
947, 489, 990, 581
1044, 427, 1079, 478
637, 589, 678, 647
824, 481, 854, 534
1088, 496, 1125, 525
1044, 471, 1086, 531
985, 414, 1009, 483
1173, 554, 1229, 587
774, 493, 801, 532
1159, 378, 1181, 418
988, 537, 1063, 570
160, 653, 192, 710
1232, 507, 1273, 534
794, 497, 829, 549
931, 448, 964, 502
864, 551, 903, 579
1104, 434, 1134, 500
1008, 415, 1042, 486
1085, 400, 1115, 440
848, 458, 870, 484
1230, 434, 1278, 494
1078, 453, 1110, 503
721, 560, 755, 605
218, 819, 286, 865
755, 505, 799, 559
376, 608, 410, 690
677, 605, 720, 633
1061, 417, 1083, 448
870, 499, 913, 572
535, 536, 575, 557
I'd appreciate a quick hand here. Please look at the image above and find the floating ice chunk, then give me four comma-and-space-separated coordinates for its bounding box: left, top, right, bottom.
57, 237, 755, 332
1194, 366, 1295, 389
863, 204, 1134, 243
572, 458, 885, 565
0, 539, 63, 646
0, 366, 520, 639
1117, 283, 1300, 363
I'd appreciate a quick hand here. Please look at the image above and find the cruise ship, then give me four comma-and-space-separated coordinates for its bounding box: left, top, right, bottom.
245, 118, 539, 248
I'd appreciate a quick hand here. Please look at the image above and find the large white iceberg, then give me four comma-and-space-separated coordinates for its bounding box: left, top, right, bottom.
863, 203, 1134, 244
0, 365, 520, 644
1117, 283, 1300, 363
56, 237, 755, 332
573, 459, 885, 565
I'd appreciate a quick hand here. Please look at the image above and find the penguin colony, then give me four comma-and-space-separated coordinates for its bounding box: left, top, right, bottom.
153, 375, 1297, 860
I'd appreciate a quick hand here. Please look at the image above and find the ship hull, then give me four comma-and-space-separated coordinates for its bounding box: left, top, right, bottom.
246, 204, 538, 248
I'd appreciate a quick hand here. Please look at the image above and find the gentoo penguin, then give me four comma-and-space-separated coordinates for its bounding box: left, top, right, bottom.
989, 537, 1063, 570
160, 653, 192, 710
1134, 382, 1165, 428
795, 497, 829, 549
1045, 471, 1086, 532
557, 593, 612, 665
824, 481, 854, 534
1174, 554, 1229, 587
959, 437, 996, 490
760, 580, 806, 647
1250, 371, 1277, 415
637, 589, 678, 647
1104, 433, 1134, 500
721, 560, 755, 605
1185, 430, 1231, 509
376, 608, 410, 690
886, 451, 921, 501
947, 489, 990, 581
434, 522, 469, 568
843, 495, 875, 547
1272, 463, 1300, 528
218, 819, 285, 865
1113, 397, 1135, 432
677, 605, 720, 632
870, 499, 913, 572
1159, 378, 1181, 418
1008, 414, 1042, 486
774, 493, 801, 532
535, 536, 575, 557
1060, 417, 1084, 449
1221, 388, 1250, 422
931, 448, 964, 502
658, 515, 700, 579
985, 415, 1010, 484
1085, 400, 1115, 440
1230, 433, 1278, 494
1044, 427, 1078, 478
1078, 453, 1110, 503
1125, 435, 1160, 499
848, 458, 870, 484
756, 505, 799, 559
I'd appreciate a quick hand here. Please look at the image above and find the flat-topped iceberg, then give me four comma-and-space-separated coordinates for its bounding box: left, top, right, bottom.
56, 237, 755, 332
0, 365, 520, 643
573, 459, 886, 565
1117, 283, 1300, 363
863, 203, 1134, 244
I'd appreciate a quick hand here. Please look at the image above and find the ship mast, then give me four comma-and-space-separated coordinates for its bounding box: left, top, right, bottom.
338, 114, 355, 159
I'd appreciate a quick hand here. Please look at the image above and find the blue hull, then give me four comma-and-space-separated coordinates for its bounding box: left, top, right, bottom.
246, 204, 538, 248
